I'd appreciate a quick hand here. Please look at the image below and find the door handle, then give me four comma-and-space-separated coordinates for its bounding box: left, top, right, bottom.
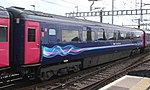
37, 44, 40, 47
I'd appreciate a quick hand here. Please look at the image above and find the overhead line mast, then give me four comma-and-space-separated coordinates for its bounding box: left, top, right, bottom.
112, 0, 114, 24
66, 0, 150, 29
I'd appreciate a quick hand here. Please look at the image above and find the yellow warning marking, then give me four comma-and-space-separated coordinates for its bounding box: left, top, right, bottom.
130, 78, 150, 90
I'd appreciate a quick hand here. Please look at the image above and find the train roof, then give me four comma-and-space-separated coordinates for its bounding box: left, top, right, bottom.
0, 6, 9, 18
143, 30, 150, 34
7, 6, 142, 32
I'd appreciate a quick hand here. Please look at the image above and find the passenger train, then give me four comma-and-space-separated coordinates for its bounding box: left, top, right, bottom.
0, 6, 150, 80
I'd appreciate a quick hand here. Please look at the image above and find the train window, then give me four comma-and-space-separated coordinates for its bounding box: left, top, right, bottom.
135, 32, 141, 39
130, 32, 135, 39
49, 29, 56, 35
98, 31, 106, 40
62, 30, 79, 42
83, 31, 87, 41
147, 34, 150, 40
108, 32, 116, 40
87, 31, 92, 41
83, 31, 95, 41
91, 31, 95, 41
28, 28, 36, 42
125, 32, 131, 39
118, 32, 126, 40
148, 34, 150, 40
0, 26, 8, 42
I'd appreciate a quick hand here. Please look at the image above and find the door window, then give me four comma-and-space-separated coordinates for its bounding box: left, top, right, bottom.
28, 28, 36, 42
0, 26, 8, 42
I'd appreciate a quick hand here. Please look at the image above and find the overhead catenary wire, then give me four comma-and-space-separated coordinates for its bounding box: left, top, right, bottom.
60, 0, 89, 9
41, 0, 75, 10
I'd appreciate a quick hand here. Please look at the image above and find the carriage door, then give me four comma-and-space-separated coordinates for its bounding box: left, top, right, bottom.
25, 21, 40, 64
0, 18, 9, 67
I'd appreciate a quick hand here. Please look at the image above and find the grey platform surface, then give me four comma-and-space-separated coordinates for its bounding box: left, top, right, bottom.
100, 75, 150, 90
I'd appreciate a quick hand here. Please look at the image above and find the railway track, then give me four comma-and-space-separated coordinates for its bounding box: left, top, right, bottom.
0, 74, 23, 89
16, 50, 150, 90
128, 58, 150, 78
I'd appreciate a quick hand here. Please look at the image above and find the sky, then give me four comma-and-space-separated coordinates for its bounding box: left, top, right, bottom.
1, 0, 150, 29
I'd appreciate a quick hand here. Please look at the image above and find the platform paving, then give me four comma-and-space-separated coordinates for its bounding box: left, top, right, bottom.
100, 75, 150, 90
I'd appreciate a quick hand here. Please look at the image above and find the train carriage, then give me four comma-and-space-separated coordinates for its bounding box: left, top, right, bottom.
145, 30, 150, 47
7, 6, 145, 80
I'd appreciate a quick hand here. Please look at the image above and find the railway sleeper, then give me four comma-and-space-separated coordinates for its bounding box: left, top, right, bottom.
86, 78, 99, 82
81, 81, 89, 84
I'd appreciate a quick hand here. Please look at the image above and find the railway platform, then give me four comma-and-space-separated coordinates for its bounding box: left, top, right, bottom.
100, 75, 150, 90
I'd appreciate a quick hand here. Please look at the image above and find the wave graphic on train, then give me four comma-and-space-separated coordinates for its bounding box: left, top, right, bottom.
43, 45, 86, 58
42, 44, 136, 58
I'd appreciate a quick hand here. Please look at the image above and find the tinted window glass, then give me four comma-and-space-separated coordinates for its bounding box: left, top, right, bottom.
131, 32, 135, 39
62, 30, 79, 42
136, 32, 141, 38
83, 31, 87, 41
98, 31, 103, 40
118, 31, 126, 40
108, 32, 116, 40
83, 31, 95, 41
147, 34, 150, 40
49, 29, 56, 35
98, 31, 106, 40
28, 28, 36, 42
125, 32, 131, 39
0, 26, 8, 42
91, 31, 95, 41
87, 31, 92, 41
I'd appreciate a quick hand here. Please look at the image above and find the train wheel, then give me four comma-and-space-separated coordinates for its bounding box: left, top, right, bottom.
57, 68, 68, 76
40, 71, 53, 81
73, 65, 80, 72
46, 71, 53, 80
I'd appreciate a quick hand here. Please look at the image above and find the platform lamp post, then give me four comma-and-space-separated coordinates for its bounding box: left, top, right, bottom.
138, 19, 140, 29
75, 6, 79, 13
88, 0, 114, 24
88, 0, 98, 11
140, 0, 142, 22
30, 5, 35, 11
112, 0, 114, 24
94, 7, 105, 23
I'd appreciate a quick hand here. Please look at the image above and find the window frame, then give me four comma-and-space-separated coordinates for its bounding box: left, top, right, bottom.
28, 28, 36, 42
49, 28, 56, 36
91, 30, 96, 41
82, 30, 96, 42
0, 25, 8, 42
135, 32, 142, 40
107, 30, 117, 40
62, 29, 80, 43
118, 31, 126, 40
97, 29, 106, 40
82, 30, 87, 42
125, 32, 131, 40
